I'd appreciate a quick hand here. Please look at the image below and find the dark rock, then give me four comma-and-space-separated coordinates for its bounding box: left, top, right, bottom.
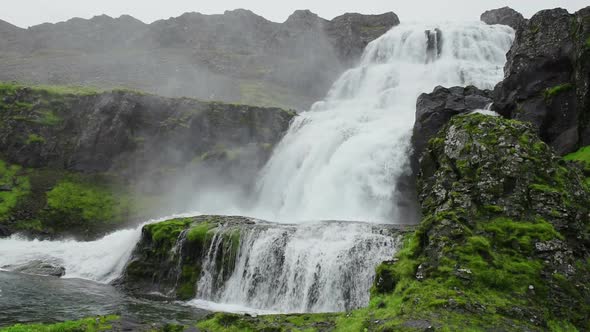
493, 7, 590, 155
415, 114, 590, 327
0, 224, 11, 237
326, 12, 400, 65
412, 85, 492, 167
0, 87, 294, 185
481, 7, 526, 30
7, 260, 66, 277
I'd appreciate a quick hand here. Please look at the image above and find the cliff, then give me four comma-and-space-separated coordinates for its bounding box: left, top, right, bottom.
0, 83, 294, 238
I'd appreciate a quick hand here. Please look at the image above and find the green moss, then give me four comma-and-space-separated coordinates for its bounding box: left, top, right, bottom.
25, 134, 45, 145
145, 218, 193, 244
586, 36, 590, 49
0, 160, 30, 220
544, 83, 574, 100
177, 265, 201, 300
0, 315, 119, 332
43, 177, 132, 230
33, 110, 62, 126
564, 145, 590, 167
186, 222, 215, 243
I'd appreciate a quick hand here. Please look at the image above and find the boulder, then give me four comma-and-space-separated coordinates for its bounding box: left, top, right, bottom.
493, 7, 590, 155
481, 7, 526, 29
8, 260, 66, 277
412, 85, 492, 167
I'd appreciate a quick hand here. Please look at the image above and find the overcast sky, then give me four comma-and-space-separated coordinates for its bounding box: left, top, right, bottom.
2, 0, 588, 28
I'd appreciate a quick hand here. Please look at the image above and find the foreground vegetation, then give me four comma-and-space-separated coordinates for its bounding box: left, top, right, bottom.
0, 316, 120, 332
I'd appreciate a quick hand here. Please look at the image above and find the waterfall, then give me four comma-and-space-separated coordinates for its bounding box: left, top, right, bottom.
190, 222, 401, 313
0, 22, 515, 316
250, 22, 514, 224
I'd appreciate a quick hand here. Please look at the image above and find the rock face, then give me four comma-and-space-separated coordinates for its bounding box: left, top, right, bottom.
0, 84, 294, 239
6, 260, 66, 277
0, 84, 293, 181
374, 114, 590, 330
0, 10, 399, 110
493, 7, 590, 155
412, 86, 492, 166
481, 7, 526, 29
326, 12, 399, 64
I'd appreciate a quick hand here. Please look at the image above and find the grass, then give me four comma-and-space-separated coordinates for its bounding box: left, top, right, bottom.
45, 178, 130, 226
0, 315, 119, 332
0, 160, 30, 220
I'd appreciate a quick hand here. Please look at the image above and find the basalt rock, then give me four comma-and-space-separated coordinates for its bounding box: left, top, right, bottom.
0, 84, 294, 182
412, 85, 492, 168
481, 7, 526, 30
493, 7, 590, 155
404, 114, 589, 329
0, 84, 294, 238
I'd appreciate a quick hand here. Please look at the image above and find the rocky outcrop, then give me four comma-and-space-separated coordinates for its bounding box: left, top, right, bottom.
121, 215, 247, 300
0, 10, 399, 110
0, 84, 294, 239
481, 7, 526, 29
326, 12, 399, 64
376, 114, 590, 330
493, 7, 590, 155
0, 84, 293, 180
412, 86, 492, 165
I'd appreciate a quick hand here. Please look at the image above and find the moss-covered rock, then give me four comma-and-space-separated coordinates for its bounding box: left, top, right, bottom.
121, 215, 249, 301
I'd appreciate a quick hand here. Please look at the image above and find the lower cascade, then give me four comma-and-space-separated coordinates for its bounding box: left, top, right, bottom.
199, 222, 401, 312
121, 216, 407, 313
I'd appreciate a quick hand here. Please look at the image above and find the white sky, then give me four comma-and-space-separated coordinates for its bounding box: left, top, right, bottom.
2, 0, 588, 28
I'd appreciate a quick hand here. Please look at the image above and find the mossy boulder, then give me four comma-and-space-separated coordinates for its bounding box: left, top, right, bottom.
121, 215, 249, 301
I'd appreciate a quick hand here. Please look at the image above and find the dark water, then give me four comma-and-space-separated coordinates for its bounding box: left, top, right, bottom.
0, 271, 208, 327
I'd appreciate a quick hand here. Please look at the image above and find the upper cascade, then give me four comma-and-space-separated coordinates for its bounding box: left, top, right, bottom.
250, 22, 514, 224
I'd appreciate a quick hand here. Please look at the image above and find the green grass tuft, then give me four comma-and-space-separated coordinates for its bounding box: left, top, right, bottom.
544, 83, 574, 100
0, 315, 119, 332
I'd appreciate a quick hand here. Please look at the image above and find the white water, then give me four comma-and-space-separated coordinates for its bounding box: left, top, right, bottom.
0, 213, 200, 283
210, 222, 399, 313
251, 22, 514, 223
0, 22, 515, 315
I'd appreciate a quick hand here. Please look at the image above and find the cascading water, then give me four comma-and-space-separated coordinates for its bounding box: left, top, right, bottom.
251, 22, 514, 224
191, 222, 400, 313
